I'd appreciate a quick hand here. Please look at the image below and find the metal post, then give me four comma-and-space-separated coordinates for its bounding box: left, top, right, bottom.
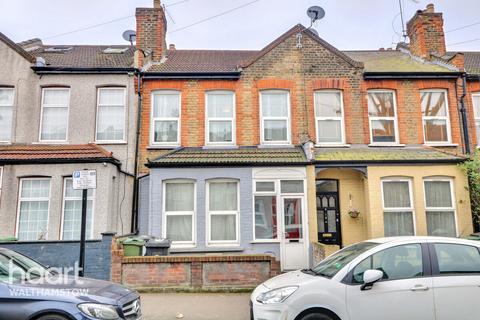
78, 189, 88, 277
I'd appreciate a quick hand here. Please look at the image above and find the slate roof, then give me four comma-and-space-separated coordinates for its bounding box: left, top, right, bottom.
147, 147, 308, 167
28, 45, 135, 69
344, 50, 456, 73
315, 147, 465, 164
0, 144, 119, 165
463, 52, 480, 75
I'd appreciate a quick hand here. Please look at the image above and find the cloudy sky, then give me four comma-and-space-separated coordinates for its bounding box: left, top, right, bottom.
1, 0, 479, 51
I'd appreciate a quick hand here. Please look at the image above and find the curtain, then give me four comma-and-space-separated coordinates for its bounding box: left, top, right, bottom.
18, 201, 49, 241
264, 120, 287, 141
384, 211, 414, 236
63, 199, 94, 240
41, 107, 68, 140
383, 181, 410, 208
315, 91, 341, 117
154, 120, 178, 143
153, 93, 179, 118
318, 119, 342, 143
424, 181, 452, 208
43, 89, 69, 105
207, 93, 233, 118
209, 121, 232, 142
0, 106, 12, 141
165, 183, 194, 211
166, 215, 192, 241
98, 88, 124, 105
97, 105, 125, 141
427, 211, 456, 237
209, 182, 237, 211
261, 92, 288, 117
211, 215, 236, 241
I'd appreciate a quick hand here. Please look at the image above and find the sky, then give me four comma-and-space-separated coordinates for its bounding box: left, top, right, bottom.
1, 0, 479, 51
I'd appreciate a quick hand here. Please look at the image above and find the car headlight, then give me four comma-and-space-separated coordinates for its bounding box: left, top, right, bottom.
78, 303, 120, 320
256, 286, 298, 304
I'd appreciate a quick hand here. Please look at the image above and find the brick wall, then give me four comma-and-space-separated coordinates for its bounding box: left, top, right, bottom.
111, 246, 280, 290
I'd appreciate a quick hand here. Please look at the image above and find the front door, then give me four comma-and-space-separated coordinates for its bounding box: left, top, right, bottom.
280, 196, 307, 270
316, 180, 341, 246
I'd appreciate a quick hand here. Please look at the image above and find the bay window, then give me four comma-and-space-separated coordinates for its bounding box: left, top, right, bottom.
62, 178, 94, 240
163, 180, 195, 244
314, 90, 344, 144
424, 178, 457, 237
421, 90, 451, 144
260, 90, 290, 144
151, 91, 180, 146
472, 93, 480, 146
206, 91, 235, 145
368, 90, 398, 144
382, 179, 414, 236
40, 88, 69, 141
0, 87, 14, 142
96, 88, 126, 142
17, 178, 50, 241
207, 180, 239, 244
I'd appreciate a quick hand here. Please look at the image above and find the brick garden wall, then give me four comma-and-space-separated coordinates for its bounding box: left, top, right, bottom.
111, 246, 280, 291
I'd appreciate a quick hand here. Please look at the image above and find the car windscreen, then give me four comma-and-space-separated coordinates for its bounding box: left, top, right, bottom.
0, 250, 47, 283
310, 242, 379, 278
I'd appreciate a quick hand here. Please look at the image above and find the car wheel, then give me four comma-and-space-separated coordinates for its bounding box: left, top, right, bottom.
36, 314, 70, 320
300, 313, 335, 320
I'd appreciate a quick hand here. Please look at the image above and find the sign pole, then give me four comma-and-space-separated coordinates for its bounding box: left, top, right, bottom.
79, 188, 88, 277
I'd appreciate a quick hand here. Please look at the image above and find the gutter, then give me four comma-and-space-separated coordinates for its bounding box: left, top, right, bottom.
314, 158, 466, 166
363, 71, 462, 80
32, 67, 135, 75
0, 157, 121, 166
142, 72, 240, 80
146, 161, 311, 168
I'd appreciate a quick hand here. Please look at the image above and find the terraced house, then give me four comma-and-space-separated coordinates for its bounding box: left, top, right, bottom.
134, 2, 478, 269
0, 32, 137, 241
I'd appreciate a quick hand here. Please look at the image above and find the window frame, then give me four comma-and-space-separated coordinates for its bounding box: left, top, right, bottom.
162, 179, 196, 247
95, 87, 127, 143
472, 92, 480, 147
367, 90, 400, 145
15, 178, 51, 241
206, 179, 240, 246
253, 180, 279, 243
60, 177, 96, 240
0, 87, 15, 143
314, 90, 346, 145
420, 89, 452, 145
150, 90, 181, 147
381, 178, 416, 236
260, 90, 291, 145
429, 242, 480, 277
423, 177, 458, 237
205, 90, 236, 146
39, 87, 70, 143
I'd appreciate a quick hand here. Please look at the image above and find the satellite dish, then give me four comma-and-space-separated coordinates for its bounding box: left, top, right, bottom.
307, 6, 325, 23
122, 30, 136, 44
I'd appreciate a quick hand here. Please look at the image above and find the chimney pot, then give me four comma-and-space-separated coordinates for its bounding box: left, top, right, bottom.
425, 3, 435, 13
154, 0, 161, 8
169, 44, 176, 50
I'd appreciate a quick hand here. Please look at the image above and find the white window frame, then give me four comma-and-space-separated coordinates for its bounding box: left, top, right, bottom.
260, 90, 291, 145
423, 177, 458, 237
60, 178, 96, 240
0, 87, 14, 143
150, 90, 181, 147
253, 180, 279, 243
0, 167, 3, 200
421, 89, 452, 145
15, 178, 51, 240
205, 90, 236, 146
381, 178, 416, 236
162, 179, 196, 247
314, 90, 345, 145
39, 87, 70, 142
206, 179, 240, 246
472, 92, 480, 147
367, 90, 400, 145
95, 87, 127, 143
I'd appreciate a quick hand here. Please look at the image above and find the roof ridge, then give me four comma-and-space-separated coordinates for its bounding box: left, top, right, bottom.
0, 32, 36, 63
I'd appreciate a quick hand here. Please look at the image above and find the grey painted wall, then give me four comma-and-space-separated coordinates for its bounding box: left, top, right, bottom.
143, 167, 280, 258
0, 233, 114, 280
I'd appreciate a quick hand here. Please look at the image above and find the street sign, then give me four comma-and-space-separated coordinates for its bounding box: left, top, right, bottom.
72, 170, 97, 190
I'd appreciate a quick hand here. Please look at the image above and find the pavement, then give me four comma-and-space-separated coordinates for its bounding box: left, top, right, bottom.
140, 293, 251, 320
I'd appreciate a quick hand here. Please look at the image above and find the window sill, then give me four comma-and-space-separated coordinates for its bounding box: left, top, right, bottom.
0, 142, 12, 145
33, 141, 69, 145
368, 143, 405, 147
315, 144, 350, 148
147, 145, 180, 150
206, 243, 241, 248
251, 240, 280, 244
423, 143, 458, 147
258, 144, 294, 148
94, 141, 127, 145
203, 145, 238, 149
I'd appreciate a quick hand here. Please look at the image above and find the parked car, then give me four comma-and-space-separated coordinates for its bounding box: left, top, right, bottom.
251, 236, 480, 320
0, 247, 141, 320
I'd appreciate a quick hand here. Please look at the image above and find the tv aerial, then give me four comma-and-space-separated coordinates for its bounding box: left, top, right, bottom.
122, 30, 137, 45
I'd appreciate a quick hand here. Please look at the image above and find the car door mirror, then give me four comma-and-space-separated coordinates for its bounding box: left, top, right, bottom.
361, 269, 383, 291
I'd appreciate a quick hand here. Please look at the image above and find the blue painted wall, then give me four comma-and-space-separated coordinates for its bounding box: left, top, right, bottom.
142, 167, 280, 258
0, 233, 114, 280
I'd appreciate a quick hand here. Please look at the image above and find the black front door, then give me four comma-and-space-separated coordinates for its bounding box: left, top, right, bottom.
316, 179, 341, 246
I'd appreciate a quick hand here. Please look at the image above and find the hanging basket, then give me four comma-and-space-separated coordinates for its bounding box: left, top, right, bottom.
348, 209, 360, 219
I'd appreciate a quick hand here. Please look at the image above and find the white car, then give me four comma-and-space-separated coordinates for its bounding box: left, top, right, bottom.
251, 236, 480, 320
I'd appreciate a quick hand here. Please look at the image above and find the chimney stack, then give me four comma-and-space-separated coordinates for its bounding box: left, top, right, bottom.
135, 0, 167, 67
407, 3, 446, 59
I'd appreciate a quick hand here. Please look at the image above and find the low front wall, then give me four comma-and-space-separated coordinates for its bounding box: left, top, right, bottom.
112, 248, 280, 291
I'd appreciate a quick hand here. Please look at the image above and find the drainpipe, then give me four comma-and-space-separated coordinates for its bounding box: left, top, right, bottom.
131, 69, 143, 234
459, 73, 471, 155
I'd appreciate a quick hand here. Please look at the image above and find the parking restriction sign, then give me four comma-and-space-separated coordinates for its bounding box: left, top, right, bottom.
72, 170, 97, 190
